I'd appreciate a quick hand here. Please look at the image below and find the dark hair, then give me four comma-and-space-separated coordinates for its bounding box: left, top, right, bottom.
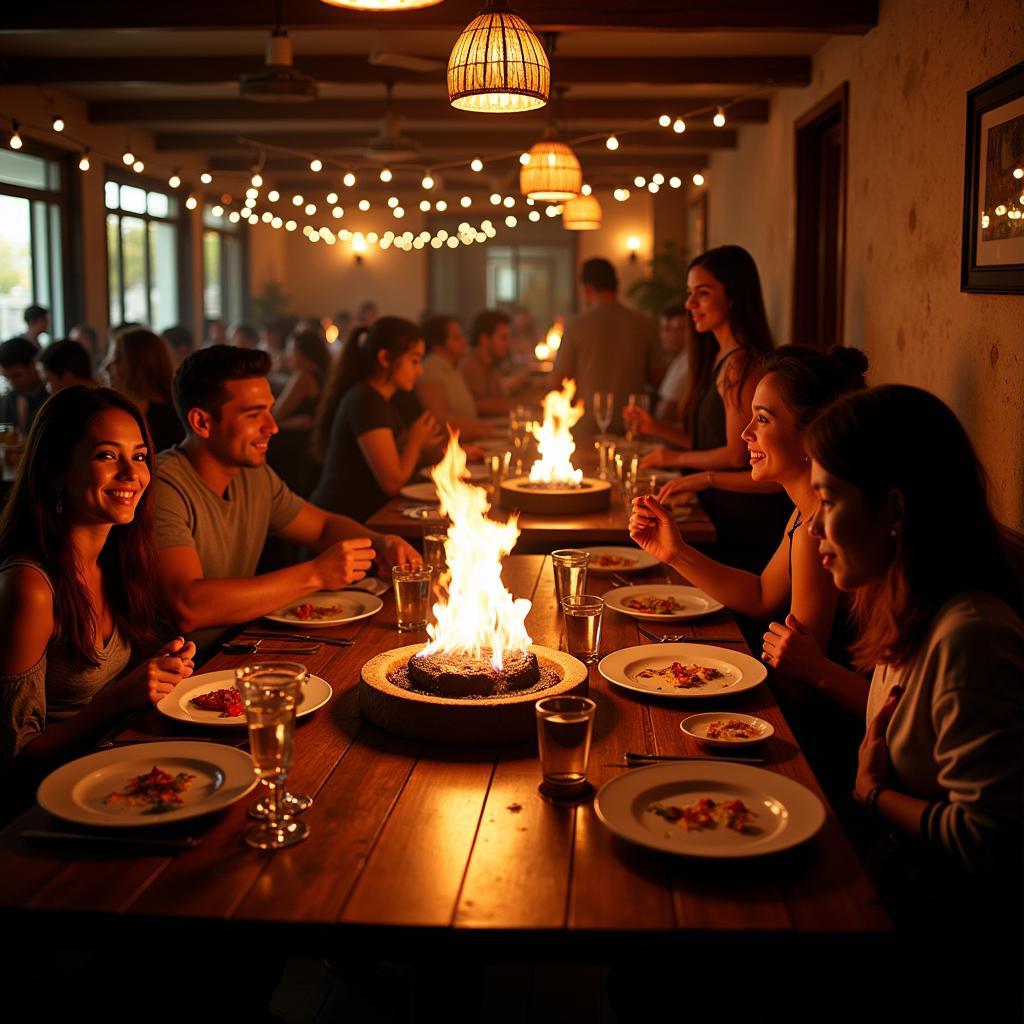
314, 317, 422, 458
173, 345, 271, 426
470, 310, 510, 348
70, 324, 98, 350
161, 325, 193, 353
108, 328, 176, 408
0, 336, 38, 368
760, 345, 868, 428
422, 315, 457, 353
807, 385, 1021, 669
0, 387, 157, 670
38, 339, 93, 382
289, 328, 331, 380
581, 257, 618, 293
661, 302, 688, 320
24, 305, 48, 325
229, 322, 259, 346
681, 245, 775, 431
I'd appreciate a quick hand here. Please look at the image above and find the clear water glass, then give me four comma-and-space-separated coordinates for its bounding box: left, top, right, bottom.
392, 563, 433, 631
536, 695, 597, 800
624, 392, 650, 442
422, 529, 447, 572
561, 594, 605, 665
593, 391, 614, 435
236, 662, 310, 850
551, 549, 589, 604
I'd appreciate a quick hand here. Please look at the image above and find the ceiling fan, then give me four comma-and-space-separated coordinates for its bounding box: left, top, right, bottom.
363, 82, 423, 162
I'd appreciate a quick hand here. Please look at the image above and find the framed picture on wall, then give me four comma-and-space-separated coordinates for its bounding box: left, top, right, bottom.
961, 59, 1024, 293
688, 191, 708, 255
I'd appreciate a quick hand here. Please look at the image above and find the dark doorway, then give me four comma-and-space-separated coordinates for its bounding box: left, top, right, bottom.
792, 83, 848, 347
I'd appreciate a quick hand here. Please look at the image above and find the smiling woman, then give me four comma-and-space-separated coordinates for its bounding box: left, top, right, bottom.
0, 386, 196, 780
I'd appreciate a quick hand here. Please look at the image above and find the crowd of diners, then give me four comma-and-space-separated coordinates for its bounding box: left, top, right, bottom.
0, 247, 1020, 1008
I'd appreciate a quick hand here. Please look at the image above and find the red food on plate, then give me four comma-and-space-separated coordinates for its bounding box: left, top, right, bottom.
286, 602, 348, 621
103, 765, 196, 813
650, 797, 755, 833
190, 687, 245, 718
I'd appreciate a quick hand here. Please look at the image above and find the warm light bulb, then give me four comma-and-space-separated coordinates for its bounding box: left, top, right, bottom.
244, 197, 256, 208
1014, 167, 1024, 180
422, 174, 434, 189
305, 203, 316, 215
310, 156, 322, 172
122, 149, 134, 165
669, 176, 681, 189
659, 114, 671, 127
692, 172, 705, 187
529, 210, 541, 222
627, 236, 641, 252
633, 176, 646, 188
503, 196, 515, 208
283, 219, 294, 231
652, 173, 665, 185
606, 135, 619, 151
419, 199, 431, 212
78, 149, 91, 171
460, 195, 471, 208
228, 211, 241, 223
358, 199, 370, 211
393, 206, 405, 218
379, 168, 392, 182
168, 173, 181, 188
614, 188, 630, 202
581, 183, 592, 196
519, 152, 531, 165
673, 118, 686, 134
201, 172, 213, 184
327, 192, 338, 204
435, 200, 447, 212
246, 187, 259, 199
470, 158, 483, 172
133, 160, 144, 173
490, 193, 501, 205
713, 107, 727, 128
268, 189, 280, 202
212, 205, 224, 216
995, 204, 1007, 216
261, 211, 272, 223
981, 213, 990, 228
332, 206, 344, 218
251, 173, 263, 187
52, 115, 64, 133
648, 182, 660, 193
292, 195, 303, 206
343, 172, 356, 187
185, 194, 198, 210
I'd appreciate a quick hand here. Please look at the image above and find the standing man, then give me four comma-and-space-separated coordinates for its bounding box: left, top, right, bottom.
552, 258, 660, 435
654, 303, 690, 424
152, 346, 419, 654
461, 310, 532, 415
23, 306, 49, 348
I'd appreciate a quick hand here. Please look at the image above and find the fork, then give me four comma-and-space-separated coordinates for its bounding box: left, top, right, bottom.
636, 626, 741, 645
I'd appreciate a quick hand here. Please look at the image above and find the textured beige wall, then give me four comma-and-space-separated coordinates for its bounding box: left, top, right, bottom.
707, 0, 1024, 529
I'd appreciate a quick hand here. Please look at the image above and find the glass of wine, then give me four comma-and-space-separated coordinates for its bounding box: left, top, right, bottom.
624, 392, 650, 443
236, 662, 310, 849
592, 391, 614, 437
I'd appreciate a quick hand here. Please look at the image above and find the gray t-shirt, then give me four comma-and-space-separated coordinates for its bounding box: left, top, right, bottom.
153, 448, 305, 651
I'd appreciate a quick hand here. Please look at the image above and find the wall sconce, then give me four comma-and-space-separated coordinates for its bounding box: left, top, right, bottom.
627, 236, 642, 263
352, 233, 368, 266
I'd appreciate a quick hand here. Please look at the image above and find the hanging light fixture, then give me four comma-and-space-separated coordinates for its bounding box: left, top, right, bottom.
519, 127, 582, 201
448, 1, 550, 113
320, 0, 441, 8
561, 193, 602, 230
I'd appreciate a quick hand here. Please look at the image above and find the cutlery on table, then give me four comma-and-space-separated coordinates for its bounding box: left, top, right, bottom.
636, 626, 742, 644
242, 631, 354, 647
22, 829, 201, 851
96, 736, 250, 750
221, 639, 320, 655
624, 751, 766, 765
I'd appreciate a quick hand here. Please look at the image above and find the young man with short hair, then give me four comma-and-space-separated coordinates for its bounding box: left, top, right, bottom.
461, 310, 531, 415
0, 336, 47, 435
37, 339, 96, 393
23, 305, 49, 347
152, 346, 419, 653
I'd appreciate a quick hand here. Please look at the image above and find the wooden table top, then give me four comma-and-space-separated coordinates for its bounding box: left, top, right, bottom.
0, 556, 887, 950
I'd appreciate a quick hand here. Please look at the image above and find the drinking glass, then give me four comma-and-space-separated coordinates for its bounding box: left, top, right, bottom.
595, 437, 617, 481
236, 662, 310, 850
535, 696, 597, 800
551, 549, 589, 604
392, 564, 433, 631
592, 391, 614, 436
624, 392, 650, 442
422, 528, 447, 572
561, 594, 605, 665
489, 451, 512, 495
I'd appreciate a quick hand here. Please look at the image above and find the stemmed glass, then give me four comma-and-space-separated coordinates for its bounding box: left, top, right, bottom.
236, 662, 310, 849
624, 392, 650, 443
592, 391, 614, 437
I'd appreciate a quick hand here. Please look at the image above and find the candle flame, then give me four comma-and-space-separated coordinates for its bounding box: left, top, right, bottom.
529, 379, 584, 486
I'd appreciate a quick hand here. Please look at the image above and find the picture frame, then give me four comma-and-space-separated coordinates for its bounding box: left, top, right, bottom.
961, 59, 1024, 293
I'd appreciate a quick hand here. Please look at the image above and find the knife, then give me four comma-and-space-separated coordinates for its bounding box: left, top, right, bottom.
243, 632, 354, 646
22, 829, 201, 851
625, 751, 766, 765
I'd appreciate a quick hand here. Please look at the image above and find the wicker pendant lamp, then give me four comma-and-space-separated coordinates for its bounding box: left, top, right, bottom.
448, 1, 550, 113
321, 1, 442, 9
562, 193, 602, 230
520, 125, 582, 201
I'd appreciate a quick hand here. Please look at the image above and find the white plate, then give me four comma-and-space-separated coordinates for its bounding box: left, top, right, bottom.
419, 463, 488, 483
399, 482, 441, 503
680, 712, 774, 748
266, 590, 383, 628
598, 643, 767, 700
37, 741, 258, 828
582, 546, 660, 575
594, 762, 825, 858
157, 671, 333, 727
604, 585, 724, 621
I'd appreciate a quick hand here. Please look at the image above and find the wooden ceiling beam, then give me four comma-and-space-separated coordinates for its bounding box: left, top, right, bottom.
0, 1, 878, 33
87, 97, 770, 125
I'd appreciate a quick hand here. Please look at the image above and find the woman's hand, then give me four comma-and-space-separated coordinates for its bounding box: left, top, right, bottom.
376, 533, 421, 571
623, 404, 656, 437
854, 686, 903, 803
116, 636, 197, 709
628, 494, 687, 566
409, 411, 444, 450
761, 614, 828, 682
640, 445, 685, 469
656, 473, 708, 504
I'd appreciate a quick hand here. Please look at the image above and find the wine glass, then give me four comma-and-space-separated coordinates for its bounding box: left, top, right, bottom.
236, 662, 310, 849
592, 391, 614, 436
624, 392, 650, 443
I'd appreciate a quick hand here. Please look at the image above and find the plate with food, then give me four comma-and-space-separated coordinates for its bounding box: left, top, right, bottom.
157, 670, 333, 727
419, 462, 488, 483
265, 590, 383, 628
36, 741, 258, 828
582, 546, 660, 575
680, 712, 774, 748
604, 585, 724, 621
594, 761, 825, 858
399, 482, 442, 503
598, 643, 766, 699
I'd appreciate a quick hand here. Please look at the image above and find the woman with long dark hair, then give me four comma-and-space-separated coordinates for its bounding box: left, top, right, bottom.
629, 245, 791, 570
311, 317, 442, 522
0, 387, 195, 767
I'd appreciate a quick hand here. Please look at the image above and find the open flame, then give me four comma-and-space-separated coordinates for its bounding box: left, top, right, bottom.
421, 433, 532, 670
528, 378, 585, 486
533, 317, 563, 361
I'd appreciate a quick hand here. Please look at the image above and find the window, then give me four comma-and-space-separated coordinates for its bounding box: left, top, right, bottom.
0, 149, 67, 339
105, 177, 184, 331
202, 205, 246, 326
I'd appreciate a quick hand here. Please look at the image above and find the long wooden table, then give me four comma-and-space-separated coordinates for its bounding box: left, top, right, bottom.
0, 556, 887, 953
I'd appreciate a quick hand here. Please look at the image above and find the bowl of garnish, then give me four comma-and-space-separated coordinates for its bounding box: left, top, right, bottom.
680, 712, 774, 748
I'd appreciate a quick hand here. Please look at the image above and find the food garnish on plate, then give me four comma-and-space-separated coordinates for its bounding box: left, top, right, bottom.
285, 602, 349, 622
103, 766, 196, 813
624, 595, 685, 614
191, 688, 245, 718
634, 662, 724, 688
705, 718, 759, 740
591, 553, 636, 568
649, 797, 756, 832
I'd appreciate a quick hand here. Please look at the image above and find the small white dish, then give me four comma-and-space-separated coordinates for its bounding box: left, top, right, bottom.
598, 643, 767, 700
680, 712, 774, 748
582, 546, 659, 575
266, 590, 383, 628
604, 585, 724, 621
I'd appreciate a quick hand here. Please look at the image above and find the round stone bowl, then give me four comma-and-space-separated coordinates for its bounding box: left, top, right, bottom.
499, 476, 611, 515
359, 643, 588, 745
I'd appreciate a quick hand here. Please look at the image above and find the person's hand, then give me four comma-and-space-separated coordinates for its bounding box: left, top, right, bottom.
463, 443, 486, 462
761, 613, 828, 683
623, 404, 655, 437
640, 445, 683, 469
656, 474, 708, 503
854, 685, 903, 803
313, 537, 375, 589
409, 410, 444, 449
376, 533, 421, 571
117, 636, 196, 709
628, 494, 687, 566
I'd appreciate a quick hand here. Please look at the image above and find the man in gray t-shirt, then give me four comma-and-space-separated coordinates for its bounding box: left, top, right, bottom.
153, 346, 418, 653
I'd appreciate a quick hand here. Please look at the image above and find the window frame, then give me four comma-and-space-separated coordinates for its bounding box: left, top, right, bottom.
201, 205, 249, 327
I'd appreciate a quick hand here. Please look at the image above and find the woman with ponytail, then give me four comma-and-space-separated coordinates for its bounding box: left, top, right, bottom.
311, 317, 443, 522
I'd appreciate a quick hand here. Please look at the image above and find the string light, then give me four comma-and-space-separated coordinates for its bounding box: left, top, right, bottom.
261, 211, 273, 223
393, 206, 405, 218
605, 135, 619, 151
471, 157, 483, 172
268, 189, 280, 202
658, 114, 671, 127
168, 171, 181, 188
692, 172, 705, 186
713, 107, 727, 127
309, 156, 323, 172
185, 194, 198, 210
246, 187, 259, 199
379, 168, 393, 182
387, 196, 399, 208
212, 205, 224, 217
292, 195, 304, 206
51, 114, 65, 133
1014, 168, 1024, 180
122, 148, 134, 165
648, 181, 659, 193
251, 172, 264, 187
581, 183, 592, 196
358, 199, 371, 211
633, 176, 646, 187
529, 210, 541, 222
420, 200, 431, 212
435, 200, 447, 211
490, 193, 501, 205
327, 192, 338, 204
332, 206, 344, 218
503, 196, 515, 208
652, 173, 665, 185
614, 188, 629, 202
228, 211, 240, 223
285, 219, 296, 231
422, 173, 434, 189
673, 118, 686, 134
78, 147, 91, 171
304, 203, 316, 215
669, 176, 681, 189
132, 160, 145, 173
519, 152, 531, 165
201, 172, 213, 184
343, 172, 356, 187
460, 195, 472, 207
